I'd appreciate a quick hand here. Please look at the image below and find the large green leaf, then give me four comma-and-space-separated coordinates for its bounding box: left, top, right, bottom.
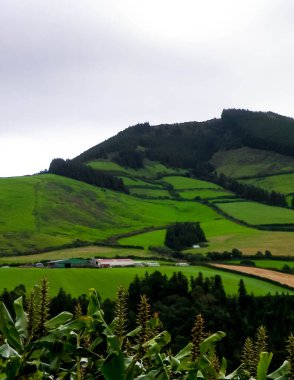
13, 297, 27, 340
267, 360, 290, 380
45, 311, 73, 330
87, 289, 102, 317
143, 331, 171, 358
0, 343, 20, 358
200, 331, 226, 355
0, 302, 22, 351
257, 352, 273, 380
101, 351, 126, 380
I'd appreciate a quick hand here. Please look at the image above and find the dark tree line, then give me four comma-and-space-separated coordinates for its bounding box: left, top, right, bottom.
214, 173, 288, 207
164, 222, 207, 250
124, 271, 294, 370
113, 150, 144, 169
49, 158, 128, 193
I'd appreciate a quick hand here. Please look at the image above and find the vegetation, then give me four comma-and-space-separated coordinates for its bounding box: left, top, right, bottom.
49, 157, 127, 192
0, 267, 292, 299
0, 274, 294, 378
211, 147, 294, 179
216, 201, 294, 226
164, 222, 207, 250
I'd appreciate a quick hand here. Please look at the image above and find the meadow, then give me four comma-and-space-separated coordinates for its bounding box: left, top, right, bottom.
162, 176, 222, 189
178, 189, 233, 200
88, 159, 186, 178
226, 259, 294, 270
0, 170, 293, 259
119, 218, 294, 256
0, 246, 153, 265
217, 201, 294, 225
211, 147, 294, 178
0, 266, 292, 299
0, 174, 223, 254
129, 187, 171, 198
241, 173, 294, 197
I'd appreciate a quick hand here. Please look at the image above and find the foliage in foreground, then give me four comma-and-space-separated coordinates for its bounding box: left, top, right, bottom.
0, 281, 293, 379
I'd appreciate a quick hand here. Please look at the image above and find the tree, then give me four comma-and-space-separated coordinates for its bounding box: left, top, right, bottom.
164, 222, 207, 250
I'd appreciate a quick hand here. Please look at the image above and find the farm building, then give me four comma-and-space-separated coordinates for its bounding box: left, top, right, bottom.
47, 258, 90, 268
90, 258, 135, 268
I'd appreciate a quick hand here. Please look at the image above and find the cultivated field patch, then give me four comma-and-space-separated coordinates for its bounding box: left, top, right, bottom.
212, 263, 294, 288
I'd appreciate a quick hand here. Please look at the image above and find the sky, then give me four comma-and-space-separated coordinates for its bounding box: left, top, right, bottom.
1, 0, 294, 177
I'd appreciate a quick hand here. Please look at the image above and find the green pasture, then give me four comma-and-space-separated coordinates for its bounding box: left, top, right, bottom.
0, 266, 292, 299
130, 187, 171, 198
211, 147, 294, 179
178, 189, 233, 200
119, 229, 167, 249
163, 176, 221, 190
118, 218, 294, 257
0, 246, 153, 265
241, 173, 294, 196
88, 159, 186, 178
118, 176, 157, 187
0, 174, 223, 255
217, 201, 294, 225
226, 260, 294, 270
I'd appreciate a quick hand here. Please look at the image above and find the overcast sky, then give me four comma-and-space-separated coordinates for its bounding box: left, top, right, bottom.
1, 0, 294, 177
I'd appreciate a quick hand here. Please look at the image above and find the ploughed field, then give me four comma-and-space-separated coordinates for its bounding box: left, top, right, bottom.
212, 263, 294, 288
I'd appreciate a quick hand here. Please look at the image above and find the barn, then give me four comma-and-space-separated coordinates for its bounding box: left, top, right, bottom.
47, 258, 90, 268
90, 258, 135, 268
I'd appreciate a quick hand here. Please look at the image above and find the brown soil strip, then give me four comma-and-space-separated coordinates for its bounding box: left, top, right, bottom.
211, 264, 294, 288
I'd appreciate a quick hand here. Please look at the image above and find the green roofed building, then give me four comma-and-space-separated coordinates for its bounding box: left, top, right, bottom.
47, 258, 90, 268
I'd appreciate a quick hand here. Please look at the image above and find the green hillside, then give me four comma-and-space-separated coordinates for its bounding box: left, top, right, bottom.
0, 173, 220, 255
211, 147, 294, 179
1, 108, 294, 260
0, 171, 293, 258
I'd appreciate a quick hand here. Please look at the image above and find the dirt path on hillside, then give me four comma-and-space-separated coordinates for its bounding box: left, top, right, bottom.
211, 264, 294, 288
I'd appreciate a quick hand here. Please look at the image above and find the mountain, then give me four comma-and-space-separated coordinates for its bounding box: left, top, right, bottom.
0, 108, 293, 258
75, 109, 294, 173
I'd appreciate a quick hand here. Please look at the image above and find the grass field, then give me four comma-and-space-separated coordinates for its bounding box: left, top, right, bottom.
130, 187, 171, 198
178, 189, 233, 200
118, 176, 156, 187
0, 174, 225, 255
0, 166, 293, 259
118, 218, 294, 256
211, 147, 294, 178
226, 260, 294, 270
217, 201, 294, 225
162, 176, 221, 190
241, 173, 294, 197
119, 229, 167, 249
0, 246, 154, 265
88, 159, 186, 178
0, 266, 292, 299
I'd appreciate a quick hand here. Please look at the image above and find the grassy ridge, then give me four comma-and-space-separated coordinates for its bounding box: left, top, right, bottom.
0, 266, 292, 299
241, 173, 294, 196
211, 147, 294, 178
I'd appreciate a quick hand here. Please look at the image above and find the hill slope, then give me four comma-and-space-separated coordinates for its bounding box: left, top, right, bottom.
1, 108, 294, 258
